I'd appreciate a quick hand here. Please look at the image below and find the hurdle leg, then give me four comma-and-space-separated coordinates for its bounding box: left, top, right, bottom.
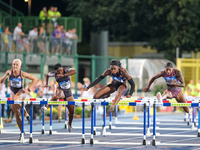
109, 109, 112, 129
42, 99, 45, 134
102, 104, 106, 136
191, 106, 195, 130
90, 102, 94, 144
49, 105, 53, 134
146, 102, 151, 137
194, 107, 197, 126
93, 104, 97, 135
198, 103, 200, 137
82, 102, 85, 144
115, 105, 118, 123
21, 101, 25, 143
65, 106, 68, 129
152, 102, 156, 146
29, 102, 33, 143
143, 103, 147, 145
188, 106, 191, 125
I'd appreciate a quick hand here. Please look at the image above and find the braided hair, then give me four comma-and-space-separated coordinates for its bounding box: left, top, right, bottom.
165, 62, 173, 68
54, 63, 62, 70
110, 60, 121, 67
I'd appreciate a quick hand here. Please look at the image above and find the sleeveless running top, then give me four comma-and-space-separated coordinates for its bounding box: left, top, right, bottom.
10, 69, 23, 94
48, 67, 71, 90
163, 69, 180, 85
111, 68, 127, 83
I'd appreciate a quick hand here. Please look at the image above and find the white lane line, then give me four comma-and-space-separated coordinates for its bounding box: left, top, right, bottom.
41, 145, 81, 150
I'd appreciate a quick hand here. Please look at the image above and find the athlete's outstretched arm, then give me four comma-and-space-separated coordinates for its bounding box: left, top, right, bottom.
22, 71, 37, 91
121, 68, 135, 97
57, 69, 77, 78
169, 70, 185, 87
143, 71, 164, 92
0, 70, 11, 83
84, 69, 111, 90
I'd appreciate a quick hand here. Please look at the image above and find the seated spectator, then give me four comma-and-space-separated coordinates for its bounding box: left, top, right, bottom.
3, 27, 11, 51
51, 25, 61, 54
39, 7, 47, 28
28, 27, 38, 53
53, 7, 62, 27
37, 26, 46, 53
13, 23, 24, 52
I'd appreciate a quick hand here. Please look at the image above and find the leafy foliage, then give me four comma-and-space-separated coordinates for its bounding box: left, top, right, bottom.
63, 0, 200, 60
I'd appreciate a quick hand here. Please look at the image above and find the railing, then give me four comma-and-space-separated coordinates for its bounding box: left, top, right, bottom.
2, 17, 82, 42
0, 33, 77, 55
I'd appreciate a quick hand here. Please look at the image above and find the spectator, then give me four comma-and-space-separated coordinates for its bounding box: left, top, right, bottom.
47, 6, 55, 34
13, 23, 24, 52
39, 7, 47, 28
81, 78, 95, 98
53, 7, 61, 27
60, 25, 69, 55
0, 82, 7, 117
37, 26, 46, 53
36, 79, 44, 98
71, 28, 78, 40
195, 79, 200, 97
187, 79, 196, 96
22, 36, 31, 52
28, 27, 38, 53
3, 27, 11, 51
51, 25, 61, 54
65, 29, 73, 55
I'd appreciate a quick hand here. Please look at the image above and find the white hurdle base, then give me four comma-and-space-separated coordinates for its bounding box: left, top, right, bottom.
33, 140, 89, 144
94, 140, 151, 145
104, 132, 149, 136
155, 141, 200, 146
155, 126, 197, 131
156, 133, 197, 137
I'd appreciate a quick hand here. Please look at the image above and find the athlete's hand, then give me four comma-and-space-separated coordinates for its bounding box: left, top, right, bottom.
27, 87, 31, 92
44, 85, 49, 88
57, 74, 64, 78
6, 70, 10, 76
143, 87, 149, 92
83, 88, 88, 91
126, 95, 131, 98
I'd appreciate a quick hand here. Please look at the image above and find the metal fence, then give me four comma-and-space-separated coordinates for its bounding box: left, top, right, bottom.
0, 33, 77, 55
2, 17, 82, 42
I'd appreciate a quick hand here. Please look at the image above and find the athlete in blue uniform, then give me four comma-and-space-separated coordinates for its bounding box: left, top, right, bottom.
83, 60, 135, 112
0, 59, 37, 140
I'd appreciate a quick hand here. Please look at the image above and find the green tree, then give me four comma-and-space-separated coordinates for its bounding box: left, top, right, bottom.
64, 0, 200, 60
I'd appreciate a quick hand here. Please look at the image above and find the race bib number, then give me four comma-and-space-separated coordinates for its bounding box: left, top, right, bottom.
59, 80, 71, 89
10, 78, 22, 88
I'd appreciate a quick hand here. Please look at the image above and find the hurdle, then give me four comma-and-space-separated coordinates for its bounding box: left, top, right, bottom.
152, 102, 200, 146
90, 102, 150, 145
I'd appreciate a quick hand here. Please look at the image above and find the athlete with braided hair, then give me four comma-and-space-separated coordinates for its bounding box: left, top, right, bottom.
83, 60, 135, 112
143, 62, 190, 114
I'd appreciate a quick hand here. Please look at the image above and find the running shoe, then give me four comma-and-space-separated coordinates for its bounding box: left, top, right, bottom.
58, 117, 62, 122
156, 92, 163, 103
67, 124, 73, 133
108, 106, 114, 113
26, 116, 30, 125
41, 106, 47, 113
